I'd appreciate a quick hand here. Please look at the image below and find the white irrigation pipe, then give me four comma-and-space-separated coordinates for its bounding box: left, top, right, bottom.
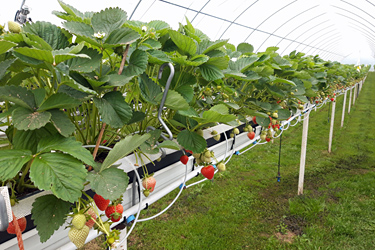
298, 111, 310, 195
328, 98, 336, 153
348, 87, 352, 114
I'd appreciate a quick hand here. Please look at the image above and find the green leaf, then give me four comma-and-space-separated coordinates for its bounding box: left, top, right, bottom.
266, 84, 285, 98
237, 43, 254, 54
126, 111, 146, 125
0, 40, 17, 54
148, 20, 170, 36
139, 73, 162, 105
233, 55, 258, 72
0, 58, 17, 80
37, 135, 96, 166
123, 49, 148, 77
101, 134, 151, 171
157, 140, 181, 151
94, 91, 133, 128
155, 90, 190, 110
23, 21, 70, 50
199, 64, 224, 81
30, 153, 87, 202
31, 194, 71, 243
140, 129, 161, 154
87, 167, 129, 200
176, 85, 194, 103
57, 0, 85, 18
38, 93, 81, 111
12, 107, 51, 131
206, 56, 229, 70
276, 109, 292, 120
104, 27, 140, 47
104, 74, 133, 87
171, 54, 209, 66
256, 116, 271, 127
66, 47, 102, 73
13, 47, 53, 64
13, 125, 57, 154
147, 50, 172, 64
274, 77, 296, 86
63, 22, 100, 47
177, 130, 206, 154
168, 30, 197, 56
91, 7, 128, 35
0, 150, 32, 181
7, 72, 33, 86
49, 109, 75, 137
201, 39, 229, 54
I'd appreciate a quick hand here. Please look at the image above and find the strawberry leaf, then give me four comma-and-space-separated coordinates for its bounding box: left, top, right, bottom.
0, 85, 36, 110
0, 150, 32, 181
30, 153, 87, 202
177, 130, 206, 154
87, 167, 129, 200
12, 107, 51, 131
31, 194, 71, 243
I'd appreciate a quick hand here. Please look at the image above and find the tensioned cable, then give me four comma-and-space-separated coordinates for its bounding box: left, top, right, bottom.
305, 34, 341, 55
139, 0, 157, 20
301, 29, 339, 52
340, 0, 375, 21
219, 0, 259, 39
332, 5, 375, 30
276, 12, 327, 47
157, 0, 344, 56
310, 38, 342, 57
244, 0, 298, 42
319, 41, 345, 58
257, 5, 319, 52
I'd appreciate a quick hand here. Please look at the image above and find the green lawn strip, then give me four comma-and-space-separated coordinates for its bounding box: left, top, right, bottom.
128, 74, 375, 249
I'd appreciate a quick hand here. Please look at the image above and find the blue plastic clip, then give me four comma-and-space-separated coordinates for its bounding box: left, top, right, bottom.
213, 164, 217, 169
179, 183, 186, 189
235, 151, 240, 155
126, 215, 135, 223
253, 141, 257, 145
280, 127, 283, 130
276, 176, 281, 182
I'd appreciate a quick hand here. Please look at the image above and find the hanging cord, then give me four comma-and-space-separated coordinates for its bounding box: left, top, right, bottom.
276, 133, 282, 182
12, 212, 24, 250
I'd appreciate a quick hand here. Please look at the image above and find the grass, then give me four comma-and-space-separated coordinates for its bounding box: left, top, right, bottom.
85, 73, 375, 250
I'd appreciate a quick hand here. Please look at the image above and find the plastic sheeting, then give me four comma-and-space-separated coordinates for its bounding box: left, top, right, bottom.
1, 0, 375, 64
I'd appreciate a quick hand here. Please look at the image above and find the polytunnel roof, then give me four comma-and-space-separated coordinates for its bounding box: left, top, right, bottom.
1, 0, 375, 65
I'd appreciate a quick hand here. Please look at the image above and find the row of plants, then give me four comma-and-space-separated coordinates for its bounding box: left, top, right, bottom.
0, 0, 369, 248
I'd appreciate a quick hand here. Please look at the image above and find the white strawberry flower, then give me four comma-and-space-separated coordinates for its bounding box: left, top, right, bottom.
142, 26, 147, 32
93, 32, 106, 39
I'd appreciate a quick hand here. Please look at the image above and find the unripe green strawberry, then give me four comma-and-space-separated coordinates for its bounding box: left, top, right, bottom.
260, 134, 267, 140
69, 225, 89, 248
272, 112, 278, 119
204, 151, 211, 158
272, 119, 277, 125
197, 129, 204, 136
243, 127, 249, 132
211, 130, 218, 135
217, 162, 226, 172
8, 21, 21, 33
247, 125, 253, 131
233, 128, 240, 135
213, 134, 221, 141
298, 104, 304, 110
230, 133, 234, 138
204, 157, 211, 163
72, 214, 86, 230
267, 130, 273, 137
192, 153, 201, 159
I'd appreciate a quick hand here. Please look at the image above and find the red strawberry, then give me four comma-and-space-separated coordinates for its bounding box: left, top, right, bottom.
180, 155, 189, 165
93, 194, 110, 211
316, 100, 319, 104
247, 131, 255, 140
266, 137, 271, 142
185, 149, 193, 154
201, 165, 215, 180
7, 217, 27, 234
105, 204, 123, 222
252, 116, 257, 124
142, 176, 156, 192
85, 207, 97, 228
331, 98, 334, 101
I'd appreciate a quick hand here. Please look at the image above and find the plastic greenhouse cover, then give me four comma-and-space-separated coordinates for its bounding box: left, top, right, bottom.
1, 0, 375, 65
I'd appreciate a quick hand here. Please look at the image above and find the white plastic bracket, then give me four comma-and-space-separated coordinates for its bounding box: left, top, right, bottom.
0, 186, 12, 231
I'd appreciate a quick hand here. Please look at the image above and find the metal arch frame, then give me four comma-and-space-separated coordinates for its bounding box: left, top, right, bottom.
275, 12, 327, 47
256, 5, 319, 52
129, 0, 143, 20
287, 22, 333, 52
319, 41, 343, 58
348, 24, 375, 49
307, 36, 342, 57
301, 29, 339, 52
332, 5, 375, 30
340, 0, 375, 21
301, 33, 341, 54
157, 0, 344, 56
244, 0, 298, 42
304, 32, 341, 55
219, 0, 260, 39
191, 0, 211, 23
